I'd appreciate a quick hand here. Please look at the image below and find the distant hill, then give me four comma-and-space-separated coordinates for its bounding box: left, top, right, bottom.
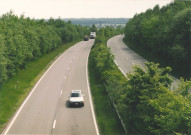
62, 18, 130, 27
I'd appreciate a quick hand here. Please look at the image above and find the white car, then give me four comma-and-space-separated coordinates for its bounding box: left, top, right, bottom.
68, 90, 84, 107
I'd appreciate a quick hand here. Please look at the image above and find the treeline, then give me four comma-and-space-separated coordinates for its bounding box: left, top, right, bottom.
124, 1, 191, 78
63, 18, 130, 26
91, 32, 191, 134
0, 11, 89, 86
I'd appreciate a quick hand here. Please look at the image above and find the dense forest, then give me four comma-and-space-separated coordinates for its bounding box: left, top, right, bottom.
91, 27, 191, 135
0, 11, 90, 86
90, 1, 191, 134
124, 1, 191, 78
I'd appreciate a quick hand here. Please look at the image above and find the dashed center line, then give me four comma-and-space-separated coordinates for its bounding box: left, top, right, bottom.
65, 75, 67, 79
53, 120, 56, 129
60, 90, 63, 96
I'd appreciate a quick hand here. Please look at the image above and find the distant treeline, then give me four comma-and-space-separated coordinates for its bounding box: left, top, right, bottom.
0, 11, 89, 86
62, 18, 130, 26
124, 1, 191, 78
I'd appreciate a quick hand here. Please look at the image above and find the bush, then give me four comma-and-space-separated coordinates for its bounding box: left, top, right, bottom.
92, 31, 191, 134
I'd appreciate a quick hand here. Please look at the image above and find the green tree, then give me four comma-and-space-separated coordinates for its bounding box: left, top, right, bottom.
117, 62, 173, 134
90, 24, 97, 32
174, 78, 191, 99
0, 35, 7, 85
0, 11, 89, 85
124, 1, 191, 78
150, 91, 191, 134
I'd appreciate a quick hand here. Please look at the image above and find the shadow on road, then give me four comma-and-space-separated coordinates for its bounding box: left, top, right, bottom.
65, 100, 84, 109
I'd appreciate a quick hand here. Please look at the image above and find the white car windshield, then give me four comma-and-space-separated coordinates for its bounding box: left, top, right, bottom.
71, 93, 80, 97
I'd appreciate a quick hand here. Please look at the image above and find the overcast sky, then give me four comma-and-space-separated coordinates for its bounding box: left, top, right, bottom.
0, 0, 173, 19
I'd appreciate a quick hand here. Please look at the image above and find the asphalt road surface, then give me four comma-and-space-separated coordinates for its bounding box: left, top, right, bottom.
108, 35, 178, 88
108, 35, 147, 75
3, 40, 99, 135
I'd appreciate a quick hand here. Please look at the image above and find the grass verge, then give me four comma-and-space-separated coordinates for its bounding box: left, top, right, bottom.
0, 41, 78, 133
88, 49, 125, 135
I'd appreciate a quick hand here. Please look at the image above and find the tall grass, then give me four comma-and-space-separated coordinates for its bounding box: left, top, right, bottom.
0, 41, 78, 133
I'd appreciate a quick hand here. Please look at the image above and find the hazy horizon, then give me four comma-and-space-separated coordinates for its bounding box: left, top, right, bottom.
0, 0, 173, 19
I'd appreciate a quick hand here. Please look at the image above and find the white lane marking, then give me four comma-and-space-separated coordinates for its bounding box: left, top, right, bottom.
118, 67, 127, 78
68, 66, 70, 70
65, 75, 67, 79
3, 43, 78, 135
86, 48, 100, 135
114, 60, 118, 66
60, 90, 63, 97
70, 60, 73, 63
114, 61, 127, 78
53, 120, 56, 129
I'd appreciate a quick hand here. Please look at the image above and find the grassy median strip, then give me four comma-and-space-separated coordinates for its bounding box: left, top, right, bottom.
0, 41, 78, 133
88, 50, 125, 135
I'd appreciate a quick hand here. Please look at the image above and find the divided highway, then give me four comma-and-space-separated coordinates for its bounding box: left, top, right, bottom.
3, 40, 99, 135
108, 35, 147, 74
108, 35, 178, 87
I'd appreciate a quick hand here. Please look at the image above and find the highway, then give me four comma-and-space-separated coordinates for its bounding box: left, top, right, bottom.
108, 35, 147, 74
108, 35, 178, 88
3, 40, 99, 135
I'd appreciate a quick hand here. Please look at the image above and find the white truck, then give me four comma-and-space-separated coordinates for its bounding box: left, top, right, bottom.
90, 32, 96, 39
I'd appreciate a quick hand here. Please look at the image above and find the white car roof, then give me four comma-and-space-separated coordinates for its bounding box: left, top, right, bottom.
71, 90, 82, 93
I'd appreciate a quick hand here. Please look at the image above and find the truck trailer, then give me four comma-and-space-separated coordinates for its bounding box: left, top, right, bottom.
90, 32, 96, 39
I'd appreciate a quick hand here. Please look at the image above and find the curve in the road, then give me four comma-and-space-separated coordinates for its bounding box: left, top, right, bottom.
3, 40, 99, 135
107, 35, 178, 88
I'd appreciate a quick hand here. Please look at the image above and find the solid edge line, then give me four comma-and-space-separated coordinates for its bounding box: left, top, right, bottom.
86, 44, 100, 135
53, 120, 56, 129
107, 36, 127, 78
107, 36, 128, 134
3, 43, 77, 135
114, 60, 127, 78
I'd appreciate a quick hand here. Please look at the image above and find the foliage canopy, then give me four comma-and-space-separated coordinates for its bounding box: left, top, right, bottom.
0, 12, 89, 86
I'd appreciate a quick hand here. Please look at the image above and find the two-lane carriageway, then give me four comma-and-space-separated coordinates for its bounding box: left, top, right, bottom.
3, 40, 99, 135
107, 35, 178, 88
